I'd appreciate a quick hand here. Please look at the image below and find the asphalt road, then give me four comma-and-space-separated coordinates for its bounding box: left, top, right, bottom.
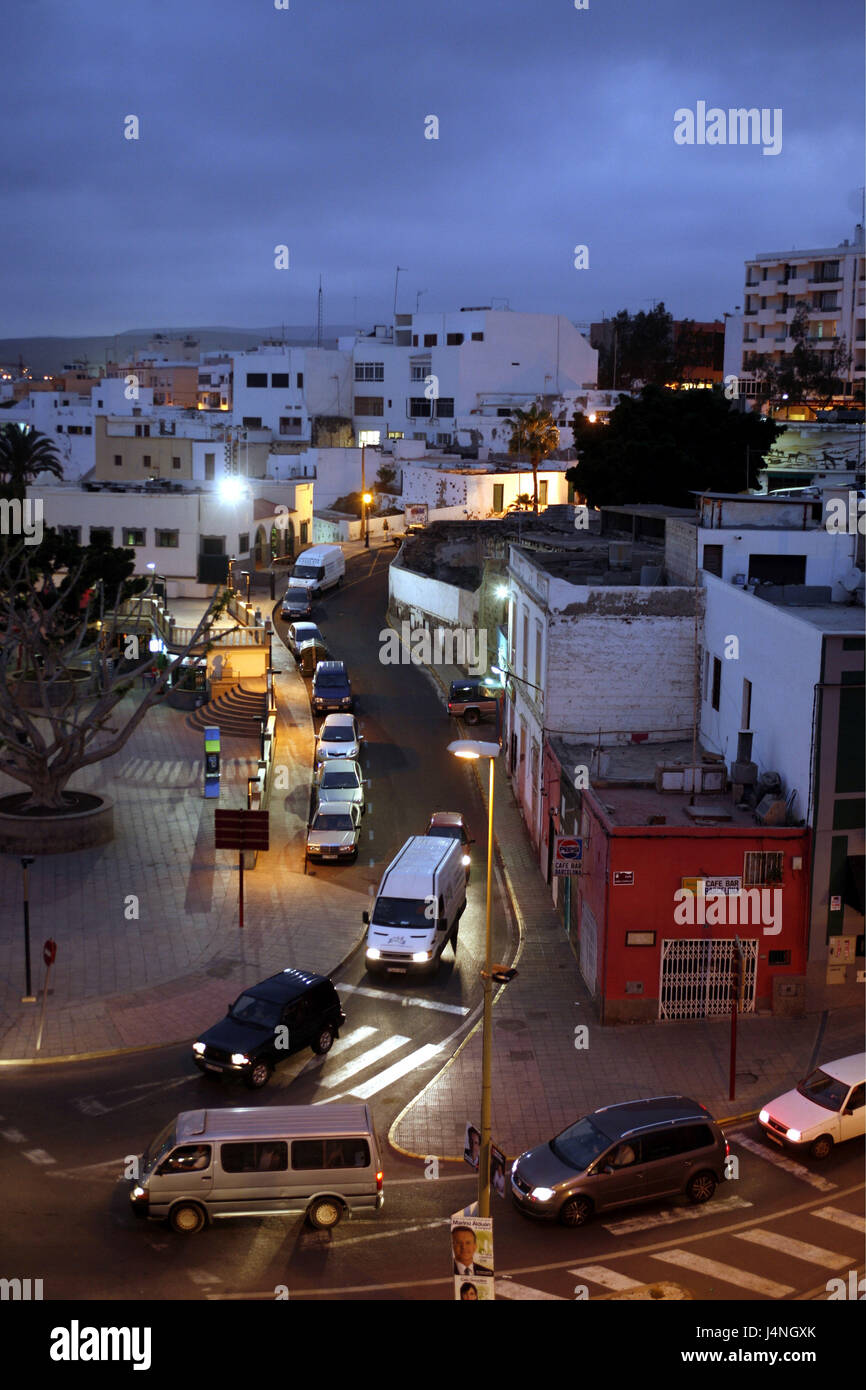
1, 552, 863, 1303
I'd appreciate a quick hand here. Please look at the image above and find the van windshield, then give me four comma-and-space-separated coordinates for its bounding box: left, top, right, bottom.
229, 994, 283, 1028
316, 672, 347, 689
374, 897, 433, 928
143, 1119, 176, 1173
293, 564, 324, 581
550, 1117, 611, 1172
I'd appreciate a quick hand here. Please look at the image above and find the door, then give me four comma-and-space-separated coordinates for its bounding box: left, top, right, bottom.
214, 1140, 291, 1215
152, 1144, 213, 1211
840, 1082, 865, 1141
640, 1125, 706, 1199
285, 996, 315, 1053
659, 939, 758, 1020
585, 1139, 646, 1210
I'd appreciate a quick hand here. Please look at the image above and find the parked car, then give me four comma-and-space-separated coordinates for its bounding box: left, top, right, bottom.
510, 1096, 728, 1227
758, 1053, 865, 1160
306, 802, 362, 862
192, 968, 345, 1090
447, 678, 500, 726
129, 1103, 382, 1233
315, 713, 363, 763
281, 587, 313, 620
424, 811, 473, 880
286, 621, 327, 659
312, 659, 353, 713
316, 757, 365, 812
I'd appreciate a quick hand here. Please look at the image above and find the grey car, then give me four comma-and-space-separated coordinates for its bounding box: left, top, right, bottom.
316, 758, 365, 813
511, 1095, 728, 1227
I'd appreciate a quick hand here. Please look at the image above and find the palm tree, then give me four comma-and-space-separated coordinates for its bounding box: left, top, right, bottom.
0, 424, 63, 501
506, 403, 559, 513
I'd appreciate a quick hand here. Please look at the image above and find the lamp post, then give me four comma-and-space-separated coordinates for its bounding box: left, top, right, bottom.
491, 662, 544, 757
362, 492, 372, 549
449, 739, 500, 1217
20, 857, 36, 1002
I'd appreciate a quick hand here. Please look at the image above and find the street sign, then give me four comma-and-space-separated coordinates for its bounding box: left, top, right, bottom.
214, 809, 270, 851
553, 835, 583, 876
43, 939, 57, 967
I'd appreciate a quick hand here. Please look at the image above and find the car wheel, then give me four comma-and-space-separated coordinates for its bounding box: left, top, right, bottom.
686, 1170, 717, 1204
308, 1197, 343, 1230
170, 1202, 206, 1235
312, 1026, 335, 1055
244, 1060, 271, 1090
559, 1196, 592, 1228
809, 1134, 834, 1161
464, 708, 480, 726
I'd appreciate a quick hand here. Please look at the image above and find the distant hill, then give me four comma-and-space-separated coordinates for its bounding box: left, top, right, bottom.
0, 325, 363, 377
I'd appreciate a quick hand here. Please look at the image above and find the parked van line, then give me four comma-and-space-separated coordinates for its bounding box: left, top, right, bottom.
288, 545, 345, 596
364, 835, 466, 976
129, 1104, 383, 1234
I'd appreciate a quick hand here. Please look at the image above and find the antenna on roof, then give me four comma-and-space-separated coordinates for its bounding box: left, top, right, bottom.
316, 276, 323, 349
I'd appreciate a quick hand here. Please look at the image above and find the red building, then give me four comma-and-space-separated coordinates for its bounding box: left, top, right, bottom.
544, 738, 810, 1024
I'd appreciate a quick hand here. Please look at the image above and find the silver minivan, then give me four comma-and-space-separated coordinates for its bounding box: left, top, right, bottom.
129, 1104, 383, 1234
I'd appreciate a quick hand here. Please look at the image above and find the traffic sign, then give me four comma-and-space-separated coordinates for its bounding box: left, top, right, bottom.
214, 809, 270, 852
43, 939, 57, 967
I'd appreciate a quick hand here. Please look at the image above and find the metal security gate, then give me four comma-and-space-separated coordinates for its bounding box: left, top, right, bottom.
659, 939, 758, 1020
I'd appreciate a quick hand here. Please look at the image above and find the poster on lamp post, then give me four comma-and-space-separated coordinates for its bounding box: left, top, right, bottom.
451, 1211, 494, 1300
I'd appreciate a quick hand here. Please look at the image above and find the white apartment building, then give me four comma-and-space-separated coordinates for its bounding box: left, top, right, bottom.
230, 345, 353, 443
349, 309, 597, 448
739, 225, 865, 401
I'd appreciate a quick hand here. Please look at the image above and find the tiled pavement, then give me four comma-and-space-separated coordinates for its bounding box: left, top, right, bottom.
390, 652, 865, 1158
0, 597, 366, 1060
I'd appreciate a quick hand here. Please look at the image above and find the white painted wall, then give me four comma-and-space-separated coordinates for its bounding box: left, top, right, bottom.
389, 562, 478, 628
696, 525, 858, 597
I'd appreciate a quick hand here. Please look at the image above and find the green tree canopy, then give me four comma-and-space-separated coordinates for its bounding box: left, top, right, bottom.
567, 386, 783, 509
0, 423, 63, 500
506, 403, 559, 512
749, 305, 854, 410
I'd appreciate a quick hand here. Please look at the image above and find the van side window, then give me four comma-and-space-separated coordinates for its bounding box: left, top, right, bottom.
221, 1141, 288, 1173
162, 1144, 211, 1173
292, 1138, 370, 1169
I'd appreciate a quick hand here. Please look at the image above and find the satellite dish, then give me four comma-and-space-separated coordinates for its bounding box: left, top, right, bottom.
840, 568, 865, 593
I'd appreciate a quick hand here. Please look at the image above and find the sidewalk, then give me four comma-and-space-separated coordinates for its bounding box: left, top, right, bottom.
391, 653, 865, 1156
0, 599, 366, 1061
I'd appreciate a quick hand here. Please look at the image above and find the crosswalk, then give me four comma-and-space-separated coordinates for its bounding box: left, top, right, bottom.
502, 1197, 865, 1300
305, 1022, 446, 1102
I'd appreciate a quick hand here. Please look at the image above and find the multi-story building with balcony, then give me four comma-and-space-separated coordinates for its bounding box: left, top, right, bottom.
739, 225, 865, 406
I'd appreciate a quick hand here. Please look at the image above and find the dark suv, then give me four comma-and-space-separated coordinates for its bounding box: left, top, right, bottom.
313, 660, 353, 713
447, 679, 500, 725
192, 969, 345, 1090
511, 1095, 728, 1227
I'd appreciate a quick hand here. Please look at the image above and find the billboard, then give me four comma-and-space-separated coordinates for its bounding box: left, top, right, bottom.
404, 503, 428, 529
553, 835, 583, 875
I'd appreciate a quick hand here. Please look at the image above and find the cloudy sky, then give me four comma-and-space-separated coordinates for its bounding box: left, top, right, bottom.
1, 0, 862, 336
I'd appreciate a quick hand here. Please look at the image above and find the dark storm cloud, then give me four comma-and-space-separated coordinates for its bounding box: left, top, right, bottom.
0, 0, 862, 335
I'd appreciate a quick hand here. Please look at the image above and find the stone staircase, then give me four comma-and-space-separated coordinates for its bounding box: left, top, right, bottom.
185, 686, 267, 739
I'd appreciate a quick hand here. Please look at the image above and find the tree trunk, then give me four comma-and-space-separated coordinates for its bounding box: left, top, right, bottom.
531, 454, 539, 513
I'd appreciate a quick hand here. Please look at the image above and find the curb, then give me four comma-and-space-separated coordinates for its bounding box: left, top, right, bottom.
386, 614, 526, 1163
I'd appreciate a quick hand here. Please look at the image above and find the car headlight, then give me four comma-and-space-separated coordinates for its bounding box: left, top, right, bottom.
412, 950, 434, 962
231, 1053, 248, 1066
530, 1187, 556, 1202
462, 854, 471, 866
339, 845, 354, 854
130, 1185, 147, 1201
367, 948, 381, 960
785, 1128, 802, 1142
193, 1042, 206, 1055
759, 1109, 770, 1124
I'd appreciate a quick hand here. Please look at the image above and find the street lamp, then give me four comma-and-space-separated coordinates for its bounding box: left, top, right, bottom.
20, 857, 36, 1003
240, 570, 251, 603
362, 492, 372, 549
448, 739, 502, 1217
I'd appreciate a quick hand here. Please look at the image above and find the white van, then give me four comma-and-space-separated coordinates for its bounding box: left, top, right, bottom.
363, 836, 466, 976
288, 544, 345, 596
129, 1104, 383, 1233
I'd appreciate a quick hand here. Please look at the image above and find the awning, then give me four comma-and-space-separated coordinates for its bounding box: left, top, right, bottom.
844, 856, 865, 915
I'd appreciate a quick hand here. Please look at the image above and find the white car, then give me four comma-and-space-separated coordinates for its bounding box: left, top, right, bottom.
306, 802, 362, 862
316, 758, 365, 812
758, 1053, 865, 1160
315, 713, 362, 764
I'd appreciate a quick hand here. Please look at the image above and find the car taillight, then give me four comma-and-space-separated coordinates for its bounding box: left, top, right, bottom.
725, 1140, 730, 1157
376, 1170, 383, 1192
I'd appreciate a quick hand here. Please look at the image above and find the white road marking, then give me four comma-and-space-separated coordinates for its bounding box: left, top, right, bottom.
652, 1248, 793, 1298
319, 1036, 410, 1088
368, 831, 374, 839
23, 1149, 57, 1166
328, 1025, 377, 1055
305, 1219, 445, 1251
71, 1076, 197, 1116
729, 1131, 837, 1192
0, 1128, 27, 1143
568, 1265, 643, 1291
811, 1206, 866, 1233
495, 1280, 564, 1300
735, 1229, 851, 1269
187, 1269, 222, 1286
338, 983, 470, 1016
349, 1043, 442, 1099
46, 1158, 126, 1181
312, 1094, 346, 1105
73, 1099, 109, 1116
602, 1194, 753, 1234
